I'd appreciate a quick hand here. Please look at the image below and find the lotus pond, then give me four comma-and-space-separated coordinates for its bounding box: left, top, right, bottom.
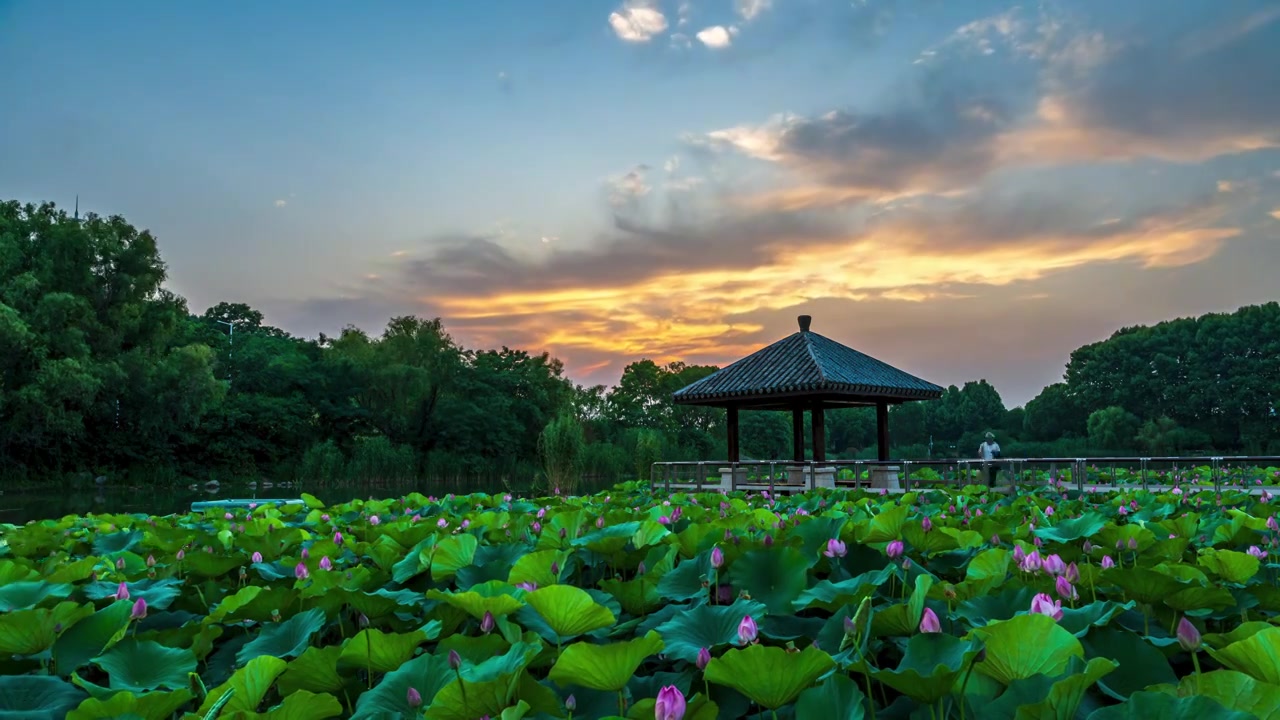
3, 483, 1280, 719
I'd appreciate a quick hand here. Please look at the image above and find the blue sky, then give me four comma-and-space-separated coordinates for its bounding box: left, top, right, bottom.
2, 0, 1278, 406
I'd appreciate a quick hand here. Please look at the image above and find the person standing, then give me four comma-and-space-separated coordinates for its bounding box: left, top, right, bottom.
978, 432, 1001, 486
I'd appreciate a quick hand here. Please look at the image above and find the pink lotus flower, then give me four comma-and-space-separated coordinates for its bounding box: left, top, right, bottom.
710, 547, 724, 568
481, 611, 496, 634
115, 582, 130, 601
1045, 506, 1055, 516
251, 551, 263, 563
517, 582, 537, 592
1065, 562, 1079, 583
1019, 551, 1043, 573
369, 515, 380, 526
1013, 545, 1026, 562
225, 512, 234, 520
886, 540, 904, 559
321, 514, 330, 522
438, 518, 449, 528
407, 687, 423, 708
176, 549, 185, 561
131, 598, 147, 620
116, 557, 126, 570
823, 539, 847, 558
301, 548, 310, 560
596, 516, 605, 528
697, 647, 711, 670
319, 556, 333, 571
655, 685, 687, 720
1118, 506, 1128, 516
1101, 555, 1115, 569
1269, 516, 1279, 533
334, 531, 343, 545
295, 563, 309, 580
918, 607, 941, 633
1248, 545, 1267, 559
1030, 593, 1063, 620
921, 517, 933, 532
737, 615, 758, 645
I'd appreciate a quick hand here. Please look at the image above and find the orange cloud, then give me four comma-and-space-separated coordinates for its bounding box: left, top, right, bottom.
433, 207, 1240, 366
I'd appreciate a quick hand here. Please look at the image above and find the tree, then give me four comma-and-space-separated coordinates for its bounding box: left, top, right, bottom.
1087, 406, 1141, 451
538, 413, 586, 493
1023, 383, 1088, 441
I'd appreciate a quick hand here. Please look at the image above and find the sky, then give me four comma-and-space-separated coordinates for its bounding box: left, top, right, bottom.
2, 0, 1279, 407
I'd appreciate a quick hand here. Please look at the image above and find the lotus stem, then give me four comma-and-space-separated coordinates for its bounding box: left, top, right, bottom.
1191, 650, 1203, 694
365, 631, 373, 689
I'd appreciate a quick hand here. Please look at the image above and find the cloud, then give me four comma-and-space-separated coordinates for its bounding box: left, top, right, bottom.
736, 0, 772, 22
696, 25, 734, 49
609, 0, 668, 42
608, 165, 652, 206
274, 199, 287, 207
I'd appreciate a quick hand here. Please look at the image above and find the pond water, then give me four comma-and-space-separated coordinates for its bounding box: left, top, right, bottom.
0, 476, 618, 525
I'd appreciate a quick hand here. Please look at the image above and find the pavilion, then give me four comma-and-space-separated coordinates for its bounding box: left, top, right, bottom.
672, 315, 943, 470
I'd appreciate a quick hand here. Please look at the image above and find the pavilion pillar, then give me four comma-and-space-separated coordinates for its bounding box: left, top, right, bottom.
810, 400, 826, 462
726, 406, 740, 463
875, 400, 890, 461
791, 406, 805, 462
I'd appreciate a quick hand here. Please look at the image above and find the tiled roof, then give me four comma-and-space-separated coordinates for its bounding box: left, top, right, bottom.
673, 319, 943, 405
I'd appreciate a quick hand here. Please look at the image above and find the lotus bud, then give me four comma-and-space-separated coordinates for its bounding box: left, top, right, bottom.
1042, 554, 1066, 575
251, 551, 263, 564
843, 616, 856, 635
532, 521, 542, 533
295, 563, 309, 580
334, 531, 343, 545
551, 561, 561, 576
301, 548, 310, 560
918, 607, 942, 633
1045, 506, 1055, 516
1101, 555, 1115, 569
1127, 537, 1138, 550
146, 554, 156, 567
990, 534, 1000, 545
596, 516, 605, 528
320, 556, 333, 571
1248, 545, 1267, 559
943, 585, 957, 600
697, 646, 711, 670
1177, 617, 1202, 651
886, 540, 904, 559
763, 534, 774, 547
116, 557, 126, 570
1054, 575, 1078, 601
358, 613, 369, 628
1082, 540, 1093, 553
131, 598, 148, 620
560, 527, 568, 539
823, 539, 847, 558
115, 582, 130, 601
565, 694, 577, 712
711, 546, 724, 568
902, 558, 912, 570
636, 561, 645, 576
321, 514, 330, 522
737, 615, 758, 645
922, 517, 933, 532
225, 512, 234, 520
655, 685, 687, 720
407, 686, 423, 708
481, 611, 496, 634
1013, 545, 1026, 562
1065, 562, 1079, 583
369, 515, 380, 526
448, 649, 462, 671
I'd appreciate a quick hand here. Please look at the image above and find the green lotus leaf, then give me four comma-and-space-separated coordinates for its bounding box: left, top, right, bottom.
198, 655, 288, 715
424, 642, 542, 720
182, 551, 245, 578
727, 546, 813, 615
459, 542, 531, 588
548, 631, 664, 692
1163, 585, 1237, 612
794, 673, 868, 720
44, 556, 100, 584
0, 580, 74, 612
0, 559, 41, 584
1197, 549, 1260, 584
973, 613, 1085, 685
792, 569, 889, 613
1085, 691, 1254, 720
1058, 601, 1135, 638
1102, 567, 1185, 605
507, 548, 568, 589
573, 522, 642, 555
857, 504, 910, 543
1009, 656, 1117, 719
339, 627, 434, 674
65, 688, 193, 720
52, 599, 134, 676
0, 675, 87, 719
82, 578, 182, 611
705, 644, 836, 709
431, 534, 480, 582
0, 601, 94, 656
92, 530, 143, 556
350, 652, 454, 719
252, 689, 345, 719
870, 632, 979, 704
599, 576, 662, 616
1204, 621, 1273, 649
630, 520, 672, 549
426, 586, 526, 620
1035, 513, 1108, 543
870, 574, 933, 637
964, 548, 1011, 588
521, 585, 615, 640
1174, 669, 1280, 720
1206, 626, 1280, 685
902, 523, 961, 554
654, 552, 711, 602
343, 587, 424, 619
391, 536, 438, 583
1082, 625, 1176, 700
91, 638, 197, 692
653, 597, 768, 663
278, 644, 346, 696
237, 607, 328, 664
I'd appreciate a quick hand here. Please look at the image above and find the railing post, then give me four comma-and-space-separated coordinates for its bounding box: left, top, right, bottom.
1076, 459, 1086, 493
1140, 458, 1149, 492
902, 460, 912, 491
1212, 457, 1221, 494
769, 461, 776, 495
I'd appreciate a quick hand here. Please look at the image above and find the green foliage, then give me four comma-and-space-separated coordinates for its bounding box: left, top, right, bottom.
538, 413, 586, 494
0, 484, 1275, 717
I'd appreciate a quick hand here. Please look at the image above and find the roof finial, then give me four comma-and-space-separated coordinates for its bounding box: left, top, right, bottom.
798, 315, 812, 332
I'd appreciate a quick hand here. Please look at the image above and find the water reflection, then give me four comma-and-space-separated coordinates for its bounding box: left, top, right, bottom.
0, 476, 616, 525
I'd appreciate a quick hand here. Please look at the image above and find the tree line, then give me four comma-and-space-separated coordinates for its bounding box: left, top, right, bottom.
2, 201, 1277, 489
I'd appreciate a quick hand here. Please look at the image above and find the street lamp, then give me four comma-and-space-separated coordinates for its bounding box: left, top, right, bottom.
215, 319, 236, 384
